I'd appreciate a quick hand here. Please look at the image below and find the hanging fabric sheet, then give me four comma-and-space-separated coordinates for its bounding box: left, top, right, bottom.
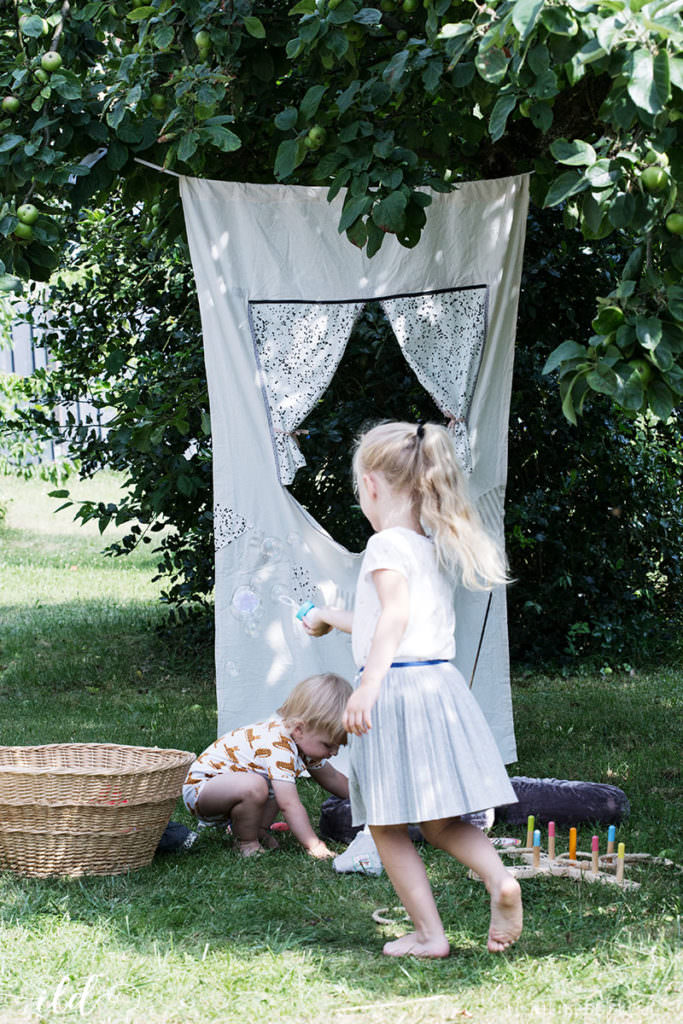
180, 175, 529, 763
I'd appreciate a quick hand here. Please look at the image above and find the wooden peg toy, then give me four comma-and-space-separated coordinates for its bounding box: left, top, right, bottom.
607, 824, 616, 856
533, 829, 541, 868
526, 814, 535, 849
548, 821, 555, 861
569, 827, 577, 863
616, 842, 625, 884
591, 835, 599, 874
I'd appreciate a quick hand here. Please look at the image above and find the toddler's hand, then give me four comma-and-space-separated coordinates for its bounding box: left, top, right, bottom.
301, 607, 333, 637
305, 839, 335, 860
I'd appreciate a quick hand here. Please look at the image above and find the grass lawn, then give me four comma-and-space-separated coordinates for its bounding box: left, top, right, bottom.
0, 472, 681, 1024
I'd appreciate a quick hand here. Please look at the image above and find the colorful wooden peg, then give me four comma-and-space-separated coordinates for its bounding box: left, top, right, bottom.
533, 829, 541, 867
569, 827, 577, 862
616, 842, 625, 884
548, 821, 556, 861
591, 835, 599, 874
607, 824, 616, 856
526, 814, 535, 849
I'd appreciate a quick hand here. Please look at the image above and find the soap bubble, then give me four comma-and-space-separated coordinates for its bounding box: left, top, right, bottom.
270, 583, 296, 608
261, 536, 283, 561
231, 585, 261, 620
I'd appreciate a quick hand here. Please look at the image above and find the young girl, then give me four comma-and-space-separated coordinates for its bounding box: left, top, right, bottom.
303, 421, 522, 957
183, 673, 351, 858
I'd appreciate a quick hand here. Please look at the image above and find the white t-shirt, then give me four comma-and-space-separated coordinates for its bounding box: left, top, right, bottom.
351, 527, 455, 667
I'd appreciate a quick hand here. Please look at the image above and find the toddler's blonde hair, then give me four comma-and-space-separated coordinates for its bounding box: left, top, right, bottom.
277, 673, 352, 746
353, 421, 509, 590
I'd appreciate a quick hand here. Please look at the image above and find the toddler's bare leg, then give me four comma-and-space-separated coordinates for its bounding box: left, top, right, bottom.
420, 818, 523, 952
196, 773, 270, 856
369, 824, 450, 958
258, 796, 281, 849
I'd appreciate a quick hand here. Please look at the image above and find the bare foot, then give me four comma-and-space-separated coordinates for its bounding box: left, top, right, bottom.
236, 839, 264, 858
258, 831, 280, 850
487, 875, 523, 952
383, 932, 450, 959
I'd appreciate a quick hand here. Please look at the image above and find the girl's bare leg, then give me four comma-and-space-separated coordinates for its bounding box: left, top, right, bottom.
369, 824, 450, 958
196, 773, 270, 856
420, 818, 523, 952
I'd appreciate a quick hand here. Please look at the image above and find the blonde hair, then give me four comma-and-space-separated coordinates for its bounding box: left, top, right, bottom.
353, 420, 509, 590
277, 673, 352, 746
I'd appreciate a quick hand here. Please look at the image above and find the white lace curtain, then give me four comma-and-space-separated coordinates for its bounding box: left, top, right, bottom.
249, 287, 488, 485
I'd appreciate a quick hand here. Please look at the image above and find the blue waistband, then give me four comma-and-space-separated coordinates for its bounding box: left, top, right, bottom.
358, 659, 450, 671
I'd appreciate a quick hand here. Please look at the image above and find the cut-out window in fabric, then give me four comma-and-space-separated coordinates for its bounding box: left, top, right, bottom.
380, 287, 488, 473
214, 504, 250, 551
249, 301, 364, 484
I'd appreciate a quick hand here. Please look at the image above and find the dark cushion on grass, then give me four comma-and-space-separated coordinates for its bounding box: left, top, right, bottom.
496, 776, 630, 827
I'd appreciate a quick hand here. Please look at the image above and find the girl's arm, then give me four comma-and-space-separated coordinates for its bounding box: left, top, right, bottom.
308, 762, 349, 800
343, 568, 409, 737
302, 605, 353, 637
271, 779, 334, 858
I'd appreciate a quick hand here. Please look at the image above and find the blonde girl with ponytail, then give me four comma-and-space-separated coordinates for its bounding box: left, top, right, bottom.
303, 421, 522, 959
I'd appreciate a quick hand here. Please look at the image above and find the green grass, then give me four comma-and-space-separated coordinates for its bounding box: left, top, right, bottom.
0, 473, 681, 1024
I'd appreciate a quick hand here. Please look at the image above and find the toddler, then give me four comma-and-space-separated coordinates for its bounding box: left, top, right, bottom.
183, 673, 351, 857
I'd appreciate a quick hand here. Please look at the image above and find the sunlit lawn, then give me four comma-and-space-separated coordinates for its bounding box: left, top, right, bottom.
0, 472, 681, 1023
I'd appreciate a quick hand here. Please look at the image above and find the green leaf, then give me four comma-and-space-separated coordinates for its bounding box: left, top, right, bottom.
489, 94, 516, 142
126, 6, 155, 20
383, 50, 410, 90
550, 138, 596, 166
338, 195, 372, 234
627, 49, 668, 114
20, 14, 49, 37
438, 22, 472, 40
177, 131, 199, 163
200, 125, 241, 152
635, 316, 662, 350
543, 170, 589, 207
300, 85, 327, 121
622, 246, 644, 281
372, 191, 408, 233
530, 101, 553, 132
0, 135, 24, 154
274, 138, 306, 179
543, 340, 588, 374
50, 71, 82, 101
586, 362, 619, 396
667, 284, 683, 321
275, 107, 298, 131
607, 193, 636, 229
540, 7, 578, 36
289, 0, 316, 13
243, 16, 266, 38
512, 0, 545, 40
647, 379, 674, 421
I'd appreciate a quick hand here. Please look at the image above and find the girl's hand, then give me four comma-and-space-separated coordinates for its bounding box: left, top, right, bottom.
301, 607, 333, 637
343, 682, 380, 736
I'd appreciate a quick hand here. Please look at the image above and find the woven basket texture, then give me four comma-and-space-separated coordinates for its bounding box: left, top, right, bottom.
0, 743, 195, 878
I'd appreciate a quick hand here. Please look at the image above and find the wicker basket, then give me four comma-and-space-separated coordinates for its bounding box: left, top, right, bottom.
0, 743, 195, 878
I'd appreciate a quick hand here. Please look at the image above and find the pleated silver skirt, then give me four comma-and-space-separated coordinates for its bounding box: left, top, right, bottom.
348, 662, 517, 827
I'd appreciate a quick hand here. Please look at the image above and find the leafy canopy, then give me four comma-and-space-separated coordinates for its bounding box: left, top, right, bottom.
0, 0, 681, 425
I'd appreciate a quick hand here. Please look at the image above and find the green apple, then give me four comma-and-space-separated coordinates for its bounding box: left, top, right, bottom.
13, 221, 34, 241
630, 358, 653, 385
344, 24, 364, 42
150, 93, 166, 111
41, 51, 63, 73
17, 203, 39, 225
396, 29, 408, 41
640, 165, 667, 194
665, 212, 683, 235
402, 0, 419, 11
2, 95, 20, 114
34, 68, 49, 84
305, 125, 326, 149
329, 0, 344, 8
194, 30, 211, 51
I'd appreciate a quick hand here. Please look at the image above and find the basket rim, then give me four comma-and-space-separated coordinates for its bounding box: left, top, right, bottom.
0, 743, 195, 777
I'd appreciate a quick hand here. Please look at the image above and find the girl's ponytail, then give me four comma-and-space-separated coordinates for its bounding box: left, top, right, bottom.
354, 421, 509, 590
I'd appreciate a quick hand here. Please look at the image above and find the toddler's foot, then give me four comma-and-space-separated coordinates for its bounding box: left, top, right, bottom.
258, 830, 280, 850
383, 932, 450, 959
487, 875, 523, 952
236, 839, 264, 858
